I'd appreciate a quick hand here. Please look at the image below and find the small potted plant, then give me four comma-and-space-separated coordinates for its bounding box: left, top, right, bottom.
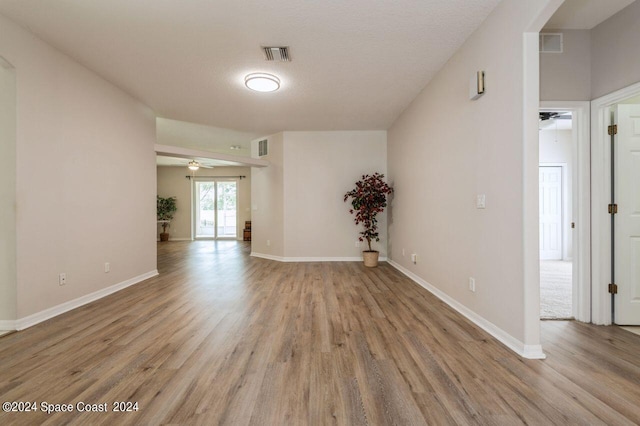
157, 196, 177, 242
344, 173, 394, 267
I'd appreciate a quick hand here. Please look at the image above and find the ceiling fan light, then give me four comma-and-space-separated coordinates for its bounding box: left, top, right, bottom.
188, 161, 200, 171
245, 73, 280, 92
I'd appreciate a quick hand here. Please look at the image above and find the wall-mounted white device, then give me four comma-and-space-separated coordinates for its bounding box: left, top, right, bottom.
469, 71, 485, 100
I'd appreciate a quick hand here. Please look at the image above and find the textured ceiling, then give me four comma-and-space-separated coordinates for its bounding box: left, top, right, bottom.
0, 0, 502, 135
157, 118, 258, 157
544, 0, 635, 29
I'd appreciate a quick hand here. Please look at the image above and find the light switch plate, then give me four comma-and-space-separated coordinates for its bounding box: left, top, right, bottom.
476, 194, 486, 209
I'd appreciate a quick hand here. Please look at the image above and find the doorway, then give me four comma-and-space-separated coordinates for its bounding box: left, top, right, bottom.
193, 179, 238, 239
538, 102, 591, 323
539, 111, 574, 319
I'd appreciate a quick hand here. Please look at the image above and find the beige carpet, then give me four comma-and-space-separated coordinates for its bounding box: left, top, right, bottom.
620, 326, 640, 336
540, 260, 572, 319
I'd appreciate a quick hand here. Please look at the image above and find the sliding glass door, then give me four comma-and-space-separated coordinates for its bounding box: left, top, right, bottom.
194, 179, 238, 239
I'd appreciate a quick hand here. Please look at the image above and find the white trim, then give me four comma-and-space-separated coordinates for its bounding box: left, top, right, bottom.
250, 252, 284, 262
540, 101, 591, 323
523, 31, 543, 351
0, 320, 16, 331
388, 260, 546, 360
250, 252, 387, 263
14, 270, 158, 331
591, 81, 640, 107
590, 81, 640, 325
157, 237, 192, 242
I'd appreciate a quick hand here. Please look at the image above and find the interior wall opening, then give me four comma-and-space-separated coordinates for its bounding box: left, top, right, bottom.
539, 111, 574, 320
538, 102, 591, 324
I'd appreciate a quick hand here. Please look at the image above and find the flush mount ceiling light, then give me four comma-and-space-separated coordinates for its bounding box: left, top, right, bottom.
245, 73, 280, 92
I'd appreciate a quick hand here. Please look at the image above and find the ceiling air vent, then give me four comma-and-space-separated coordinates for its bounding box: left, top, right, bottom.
540, 33, 563, 53
258, 139, 268, 157
262, 46, 291, 62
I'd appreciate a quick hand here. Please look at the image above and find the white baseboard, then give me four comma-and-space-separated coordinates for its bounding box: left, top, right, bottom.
250, 252, 284, 261
387, 260, 546, 360
14, 270, 159, 331
0, 320, 16, 331
250, 252, 387, 263
157, 237, 192, 242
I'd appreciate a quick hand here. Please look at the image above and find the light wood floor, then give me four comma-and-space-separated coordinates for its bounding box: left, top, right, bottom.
1, 241, 639, 425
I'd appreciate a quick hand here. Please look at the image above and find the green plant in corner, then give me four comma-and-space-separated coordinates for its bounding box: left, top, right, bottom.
157, 196, 177, 241
344, 173, 393, 267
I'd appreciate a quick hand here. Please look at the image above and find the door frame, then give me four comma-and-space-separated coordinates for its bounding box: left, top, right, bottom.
591, 81, 640, 325
191, 177, 240, 240
540, 101, 590, 322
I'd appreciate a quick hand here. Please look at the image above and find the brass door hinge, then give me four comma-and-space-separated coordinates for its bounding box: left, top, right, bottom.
608, 124, 618, 135
609, 283, 618, 294
608, 204, 618, 214
571, 222, 575, 229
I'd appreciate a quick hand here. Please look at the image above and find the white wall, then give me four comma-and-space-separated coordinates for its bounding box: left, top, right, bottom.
251, 131, 387, 260
0, 14, 157, 320
540, 2, 640, 102
283, 131, 387, 258
591, 0, 640, 99
540, 30, 591, 101
156, 166, 252, 240
251, 133, 285, 257
539, 128, 573, 259
0, 57, 16, 325
387, 0, 556, 348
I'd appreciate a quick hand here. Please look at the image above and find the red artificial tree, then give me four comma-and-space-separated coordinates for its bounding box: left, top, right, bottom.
344, 173, 394, 252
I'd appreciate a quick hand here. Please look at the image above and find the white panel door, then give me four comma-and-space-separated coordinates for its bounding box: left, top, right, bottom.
539, 166, 563, 260
614, 104, 640, 325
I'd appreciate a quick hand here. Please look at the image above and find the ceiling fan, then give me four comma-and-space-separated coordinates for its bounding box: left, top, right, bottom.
187, 160, 214, 171
187, 160, 213, 171
539, 111, 571, 121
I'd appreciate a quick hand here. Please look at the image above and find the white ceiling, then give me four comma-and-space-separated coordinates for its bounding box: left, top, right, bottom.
539, 118, 572, 131
544, 0, 635, 30
157, 118, 258, 157
0, 0, 501, 135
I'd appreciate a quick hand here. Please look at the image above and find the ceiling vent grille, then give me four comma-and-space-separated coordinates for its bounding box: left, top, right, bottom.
258, 139, 268, 157
262, 46, 291, 62
540, 33, 563, 53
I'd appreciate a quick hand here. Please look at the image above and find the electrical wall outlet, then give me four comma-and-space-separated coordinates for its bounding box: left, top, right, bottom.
411, 253, 417, 264
469, 277, 476, 292
402, 248, 405, 256
105, 262, 110, 273
267, 240, 271, 246
59, 273, 66, 286
355, 240, 360, 247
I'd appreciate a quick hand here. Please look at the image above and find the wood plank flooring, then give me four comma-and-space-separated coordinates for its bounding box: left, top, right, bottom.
1, 240, 639, 425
